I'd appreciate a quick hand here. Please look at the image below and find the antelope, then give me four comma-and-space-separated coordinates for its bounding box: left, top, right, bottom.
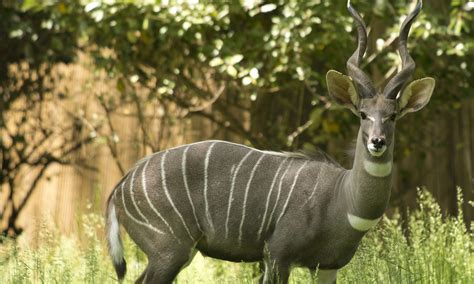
105, 1, 434, 283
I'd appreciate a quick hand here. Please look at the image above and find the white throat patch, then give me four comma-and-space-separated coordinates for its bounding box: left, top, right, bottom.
363, 160, 392, 177
347, 213, 381, 231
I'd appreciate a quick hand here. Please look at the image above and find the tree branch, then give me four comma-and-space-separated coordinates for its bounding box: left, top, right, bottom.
97, 97, 126, 176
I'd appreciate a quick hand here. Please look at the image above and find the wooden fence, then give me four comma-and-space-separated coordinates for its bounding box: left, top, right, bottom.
6, 61, 473, 243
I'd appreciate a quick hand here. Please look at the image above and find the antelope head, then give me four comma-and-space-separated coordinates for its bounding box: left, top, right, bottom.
326, 0, 435, 158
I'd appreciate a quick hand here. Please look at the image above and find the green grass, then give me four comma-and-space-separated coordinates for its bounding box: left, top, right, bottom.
0, 188, 472, 283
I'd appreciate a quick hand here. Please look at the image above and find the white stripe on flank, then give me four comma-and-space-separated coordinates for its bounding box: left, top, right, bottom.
204, 142, 217, 232
303, 181, 319, 207
257, 158, 288, 240
302, 164, 326, 207
161, 151, 196, 241
265, 160, 294, 232
182, 145, 202, 232
225, 150, 254, 239
347, 213, 381, 231
276, 161, 308, 224
141, 158, 177, 238
363, 160, 392, 177
130, 167, 153, 225
238, 153, 266, 246
120, 180, 164, 235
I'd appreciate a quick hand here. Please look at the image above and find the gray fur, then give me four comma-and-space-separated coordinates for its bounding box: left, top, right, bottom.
104, 2, 431, 283
105, 139, 392, 283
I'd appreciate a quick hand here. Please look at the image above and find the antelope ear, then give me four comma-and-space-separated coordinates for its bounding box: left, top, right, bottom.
326, 70, 359, 113
398, 77, 435, 118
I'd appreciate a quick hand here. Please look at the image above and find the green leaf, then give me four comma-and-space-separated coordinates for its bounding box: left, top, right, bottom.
309, 108, 324, 129
21, 0, 39, 11
116, 78, 126, 94
225, 54, 244, 65
126, 31, 138, 43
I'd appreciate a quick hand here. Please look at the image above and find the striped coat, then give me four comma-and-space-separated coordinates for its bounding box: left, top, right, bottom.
106, 140, 362, 283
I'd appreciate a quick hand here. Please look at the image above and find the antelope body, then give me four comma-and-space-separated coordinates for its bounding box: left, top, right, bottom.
105, 1, 435, 283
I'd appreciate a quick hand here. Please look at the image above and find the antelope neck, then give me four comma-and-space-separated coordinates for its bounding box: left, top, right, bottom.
344, 128, 394, 222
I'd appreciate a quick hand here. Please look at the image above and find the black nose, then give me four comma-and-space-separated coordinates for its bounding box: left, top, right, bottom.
371, 137, 386, 149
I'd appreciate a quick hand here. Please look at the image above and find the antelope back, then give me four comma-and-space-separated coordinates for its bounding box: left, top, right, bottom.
113, 141, 343, 247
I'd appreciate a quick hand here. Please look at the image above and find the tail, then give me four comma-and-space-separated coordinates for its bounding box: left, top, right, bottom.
106, 192, 127, 281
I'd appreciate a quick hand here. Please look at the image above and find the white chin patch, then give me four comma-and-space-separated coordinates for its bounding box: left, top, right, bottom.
367, 144, 386, 157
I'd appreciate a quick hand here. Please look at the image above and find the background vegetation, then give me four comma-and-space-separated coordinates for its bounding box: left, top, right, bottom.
0, 0, 473, 282
1, 189, 472, 283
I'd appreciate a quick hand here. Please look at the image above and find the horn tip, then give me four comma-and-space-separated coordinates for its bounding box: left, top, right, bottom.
347, 0, 351, 9
416, 0, 423, 11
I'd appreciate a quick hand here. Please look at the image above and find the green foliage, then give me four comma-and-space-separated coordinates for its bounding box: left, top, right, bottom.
0, 1, 82, 84
1, 0, 473, 241
75, 0, 474, 149
2, 0, 473, 148
0, 188, 471, 283
6, 0, 465, 149
338, 187, 473, 283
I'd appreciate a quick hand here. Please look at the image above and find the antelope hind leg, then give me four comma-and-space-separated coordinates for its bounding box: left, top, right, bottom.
136, 247, 196, 284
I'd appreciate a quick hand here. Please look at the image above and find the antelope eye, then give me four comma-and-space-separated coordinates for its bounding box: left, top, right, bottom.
390, 113, 397, 121
360, 112, 367, 120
